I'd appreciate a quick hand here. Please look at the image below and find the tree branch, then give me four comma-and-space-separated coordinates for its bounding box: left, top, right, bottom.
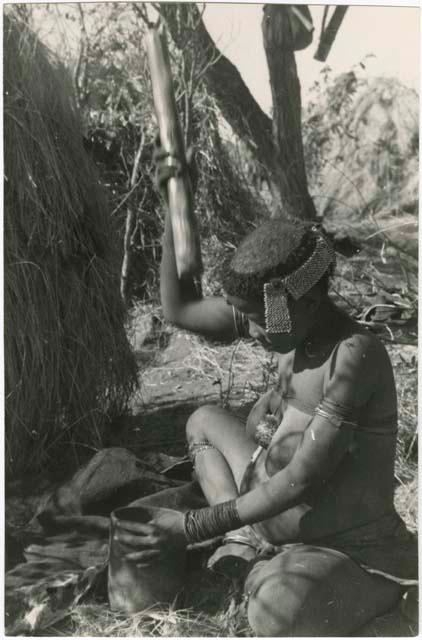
120, 132, 146, 305
158, 2, 316, 220
157, 3, 275, 172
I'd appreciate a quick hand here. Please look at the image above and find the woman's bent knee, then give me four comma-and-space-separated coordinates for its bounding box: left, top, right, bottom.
186, 404, 228, 441
245, 547, 405, 637
246, 580, 294, 636
245, 560, 296, 636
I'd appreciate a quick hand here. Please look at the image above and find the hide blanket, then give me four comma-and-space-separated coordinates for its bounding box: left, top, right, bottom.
5, 448, 206, 635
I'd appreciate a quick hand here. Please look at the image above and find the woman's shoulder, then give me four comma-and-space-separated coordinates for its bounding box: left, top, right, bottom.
328, 326, 394, 394
331, 327, 398, 418
335, 325, 390, 365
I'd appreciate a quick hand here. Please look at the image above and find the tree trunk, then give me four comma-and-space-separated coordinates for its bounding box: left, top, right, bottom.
158, 5, 273, 161
262, 5, 316, 220
159, 3, 316, 222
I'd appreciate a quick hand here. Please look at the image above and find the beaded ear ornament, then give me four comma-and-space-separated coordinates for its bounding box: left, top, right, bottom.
264, 233, 335, 334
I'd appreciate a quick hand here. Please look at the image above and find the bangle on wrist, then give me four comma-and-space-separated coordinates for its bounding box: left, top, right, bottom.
183, 499, 242, 544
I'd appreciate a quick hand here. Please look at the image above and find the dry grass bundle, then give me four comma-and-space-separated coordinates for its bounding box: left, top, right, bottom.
55, 602, 237, 637
4, 13, 138, 475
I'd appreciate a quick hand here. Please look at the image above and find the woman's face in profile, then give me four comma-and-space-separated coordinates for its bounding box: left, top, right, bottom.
226, 292, 321, 354
226, 294, 313, 354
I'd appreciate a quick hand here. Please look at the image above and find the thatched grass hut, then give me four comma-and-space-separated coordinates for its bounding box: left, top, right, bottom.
4, 13, 138, 475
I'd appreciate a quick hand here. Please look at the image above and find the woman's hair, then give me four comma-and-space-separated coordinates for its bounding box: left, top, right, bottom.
221, 219, 333, 303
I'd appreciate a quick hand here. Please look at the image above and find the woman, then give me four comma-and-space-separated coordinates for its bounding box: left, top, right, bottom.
116, 154, 417, 636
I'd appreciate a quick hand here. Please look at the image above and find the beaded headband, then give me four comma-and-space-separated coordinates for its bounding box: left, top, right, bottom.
264, 233, 335, 334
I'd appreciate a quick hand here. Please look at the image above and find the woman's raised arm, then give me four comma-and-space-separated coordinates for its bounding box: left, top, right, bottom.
158, 157, 237, 341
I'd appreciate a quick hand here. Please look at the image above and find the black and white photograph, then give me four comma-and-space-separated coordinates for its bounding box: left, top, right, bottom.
3, 2, 419, 636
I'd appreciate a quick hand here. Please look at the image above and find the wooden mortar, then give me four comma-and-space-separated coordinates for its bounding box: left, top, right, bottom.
108, 505, 186, 613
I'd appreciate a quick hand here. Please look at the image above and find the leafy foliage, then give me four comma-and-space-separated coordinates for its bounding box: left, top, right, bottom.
28, 3, 270, 304
302, 64, 418, 255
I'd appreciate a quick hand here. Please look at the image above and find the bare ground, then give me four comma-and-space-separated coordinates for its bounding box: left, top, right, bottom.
5, 311, 418, 636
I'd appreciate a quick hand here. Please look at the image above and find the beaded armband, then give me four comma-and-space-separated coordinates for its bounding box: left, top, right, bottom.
188, 440, 216, 469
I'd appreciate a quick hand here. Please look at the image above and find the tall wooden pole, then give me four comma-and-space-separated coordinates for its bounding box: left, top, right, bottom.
145, 24, 202, 278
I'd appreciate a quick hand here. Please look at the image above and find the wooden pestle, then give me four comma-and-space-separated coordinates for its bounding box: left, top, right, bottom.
145, 24, 202, 279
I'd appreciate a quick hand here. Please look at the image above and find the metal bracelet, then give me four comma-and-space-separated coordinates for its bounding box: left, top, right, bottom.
184, 499, 242, 544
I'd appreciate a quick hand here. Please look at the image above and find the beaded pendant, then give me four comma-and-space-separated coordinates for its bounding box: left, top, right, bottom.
254, 414, 280, 449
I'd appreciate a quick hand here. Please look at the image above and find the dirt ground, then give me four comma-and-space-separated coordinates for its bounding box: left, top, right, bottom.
5, 309, 418, 636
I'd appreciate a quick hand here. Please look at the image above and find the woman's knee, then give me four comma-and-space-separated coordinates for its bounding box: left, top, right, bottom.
245, 559, 298, 636
245, 548, 350, 637
245, 547, 404, 637
246, 581, 295, 636
185, 404, 227, 442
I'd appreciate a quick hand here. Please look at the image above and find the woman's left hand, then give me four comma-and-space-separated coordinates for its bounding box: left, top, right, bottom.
114, 509, 186, 564
246, 389, 283, 439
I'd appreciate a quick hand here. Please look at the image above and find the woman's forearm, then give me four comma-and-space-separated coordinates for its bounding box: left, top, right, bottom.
237, 411, 352, 525
183, 469, 309, 545
160, 209, 201, 322
236, 466, 309, 525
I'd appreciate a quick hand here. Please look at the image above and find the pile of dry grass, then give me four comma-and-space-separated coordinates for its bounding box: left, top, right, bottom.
54, 601, 242, 637
4, 12, 138, 476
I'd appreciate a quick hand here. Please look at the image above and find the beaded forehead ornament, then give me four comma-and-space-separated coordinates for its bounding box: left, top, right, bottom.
264, 233, 335, 334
